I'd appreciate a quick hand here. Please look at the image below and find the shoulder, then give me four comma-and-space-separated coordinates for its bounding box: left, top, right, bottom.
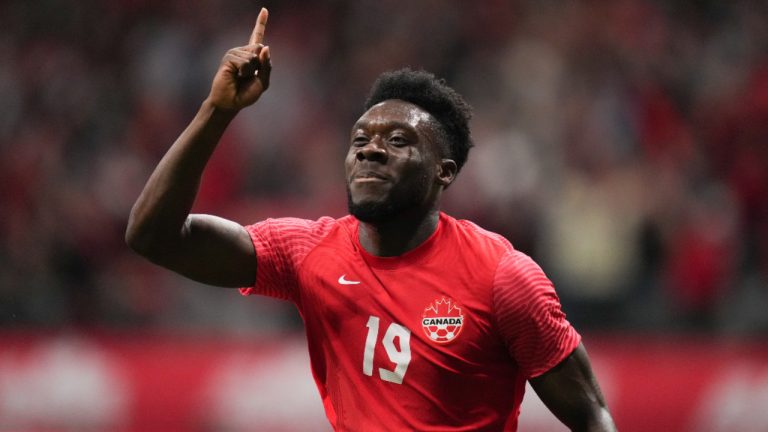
243, 215, 356, 263
245, 215, 350, 239
442, 213, 514, 257
492, 248, 562, 328
437, 213, 518, 289
494, 249, 553, 298
440, 214, 552, 287
240, 216, 355, 299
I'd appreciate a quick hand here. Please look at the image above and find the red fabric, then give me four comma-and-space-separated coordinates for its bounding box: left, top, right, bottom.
240, 216, 339, 302
493, 250, 582, 379
241, 213, 580, 431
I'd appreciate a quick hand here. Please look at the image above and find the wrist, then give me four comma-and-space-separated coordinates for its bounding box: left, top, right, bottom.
200, 98, 240, 123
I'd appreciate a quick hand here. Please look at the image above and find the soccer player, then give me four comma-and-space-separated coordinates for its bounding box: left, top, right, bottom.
126, 8, 617, 432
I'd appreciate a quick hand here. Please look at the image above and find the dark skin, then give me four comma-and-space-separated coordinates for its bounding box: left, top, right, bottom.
346, 101, 456, 256
125, 8, 616, 431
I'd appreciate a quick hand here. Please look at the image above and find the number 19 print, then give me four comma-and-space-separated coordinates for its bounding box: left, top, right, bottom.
362, 315, 412, 384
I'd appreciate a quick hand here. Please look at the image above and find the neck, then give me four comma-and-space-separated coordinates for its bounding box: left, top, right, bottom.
358, 208, 440, 257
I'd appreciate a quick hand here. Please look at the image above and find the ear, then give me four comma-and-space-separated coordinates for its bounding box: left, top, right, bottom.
436, 159, 458, 187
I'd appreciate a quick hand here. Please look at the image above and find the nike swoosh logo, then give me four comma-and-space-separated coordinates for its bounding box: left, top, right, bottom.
338, 274, 361, 285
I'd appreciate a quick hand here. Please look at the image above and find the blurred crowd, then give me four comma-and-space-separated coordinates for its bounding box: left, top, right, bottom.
1, 0, 767, 335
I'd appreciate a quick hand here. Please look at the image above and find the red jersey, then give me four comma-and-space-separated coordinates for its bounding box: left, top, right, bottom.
240, 212, 580, 431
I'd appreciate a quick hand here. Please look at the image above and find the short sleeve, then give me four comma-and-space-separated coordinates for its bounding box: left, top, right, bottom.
239, 217, 337, 303
492, 250, 581, 379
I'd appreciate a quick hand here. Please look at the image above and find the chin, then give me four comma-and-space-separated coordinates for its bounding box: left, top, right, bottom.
346, 183, 429, 224
346, 186, 396, 223
348, 198, 395, 223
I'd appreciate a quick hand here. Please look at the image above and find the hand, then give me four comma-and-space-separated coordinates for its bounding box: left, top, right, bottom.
207, 8, 272, 111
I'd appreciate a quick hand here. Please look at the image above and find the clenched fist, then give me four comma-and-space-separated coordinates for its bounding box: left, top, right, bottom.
207, 8, 272, 111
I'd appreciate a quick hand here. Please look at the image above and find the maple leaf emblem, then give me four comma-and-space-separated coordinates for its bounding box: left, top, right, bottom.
421, 298, 465, 343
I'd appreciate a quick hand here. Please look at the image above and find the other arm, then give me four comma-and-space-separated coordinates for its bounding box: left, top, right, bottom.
125, 9, 272, 287
493, 251, 617, 431
530, 343, 617, 432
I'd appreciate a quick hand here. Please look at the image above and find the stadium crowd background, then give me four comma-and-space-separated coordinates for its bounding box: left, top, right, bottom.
1, 0, 767, 338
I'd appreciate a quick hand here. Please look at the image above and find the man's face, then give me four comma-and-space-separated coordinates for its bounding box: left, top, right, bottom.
345, 100, 444, 223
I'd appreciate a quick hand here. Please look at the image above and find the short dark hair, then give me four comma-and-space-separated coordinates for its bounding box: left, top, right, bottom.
364, 68, 473, 173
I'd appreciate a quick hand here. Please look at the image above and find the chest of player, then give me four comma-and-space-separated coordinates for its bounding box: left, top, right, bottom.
295, 242, 510, 378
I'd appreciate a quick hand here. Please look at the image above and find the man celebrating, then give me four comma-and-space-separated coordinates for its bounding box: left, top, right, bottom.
126, 8, 617, 431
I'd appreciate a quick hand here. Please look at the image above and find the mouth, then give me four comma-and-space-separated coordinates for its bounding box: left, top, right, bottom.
351, 171, 390, 183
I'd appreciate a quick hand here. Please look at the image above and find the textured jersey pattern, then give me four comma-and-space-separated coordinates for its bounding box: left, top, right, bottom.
240, 214, 580, 431
240, 217, 338, 302
493, 250, 581, 378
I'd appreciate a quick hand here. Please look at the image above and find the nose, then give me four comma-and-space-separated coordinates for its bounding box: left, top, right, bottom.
356, 138, 387, 163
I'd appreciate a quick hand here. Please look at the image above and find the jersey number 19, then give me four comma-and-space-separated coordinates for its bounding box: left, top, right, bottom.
362, 315, 412, 384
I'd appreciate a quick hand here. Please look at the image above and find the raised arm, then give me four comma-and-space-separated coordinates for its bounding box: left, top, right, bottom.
529, 343, 617, 432
125, 8, 272, 287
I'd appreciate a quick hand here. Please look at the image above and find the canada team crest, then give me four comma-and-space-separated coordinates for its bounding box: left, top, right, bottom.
422, 298, 465, 343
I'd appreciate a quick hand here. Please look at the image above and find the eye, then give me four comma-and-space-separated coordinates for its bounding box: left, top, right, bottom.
352, 135, 369, 146
388, 135, 409, 146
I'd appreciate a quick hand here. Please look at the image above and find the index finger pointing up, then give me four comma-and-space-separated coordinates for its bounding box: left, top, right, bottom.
249, 7, 269, 45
